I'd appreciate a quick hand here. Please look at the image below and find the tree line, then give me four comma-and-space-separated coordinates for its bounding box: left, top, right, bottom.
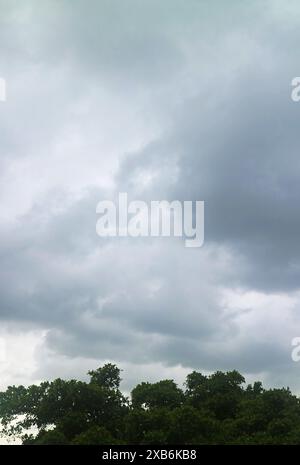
0, 363, 299, 444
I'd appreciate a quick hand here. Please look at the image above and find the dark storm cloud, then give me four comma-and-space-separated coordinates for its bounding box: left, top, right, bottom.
117, 60, 300, 292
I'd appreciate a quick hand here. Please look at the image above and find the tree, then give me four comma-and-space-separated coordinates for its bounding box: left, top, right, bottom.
0, 364, 128, 444
88, 364, 122, 390
131, 380, 184, 409
1, 366, 300, 444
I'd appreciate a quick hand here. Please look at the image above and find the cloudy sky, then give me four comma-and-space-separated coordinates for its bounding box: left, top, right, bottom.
1, 0, 300, 395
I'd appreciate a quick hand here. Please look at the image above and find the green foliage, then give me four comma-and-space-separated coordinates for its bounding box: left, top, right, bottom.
131, 380, 184, 409
1, 363, 300, 444
88, 363, 122, 390
72, 426, 122, 445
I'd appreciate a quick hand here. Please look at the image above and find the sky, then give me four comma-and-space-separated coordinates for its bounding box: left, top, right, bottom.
1, 0, 300, 396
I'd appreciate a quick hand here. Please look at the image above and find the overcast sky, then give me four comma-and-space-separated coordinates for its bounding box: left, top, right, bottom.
1, 0, 300, 394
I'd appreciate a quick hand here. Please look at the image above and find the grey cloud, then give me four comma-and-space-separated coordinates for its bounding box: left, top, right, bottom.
1, 0, 300, 391
117, 45, 300, 292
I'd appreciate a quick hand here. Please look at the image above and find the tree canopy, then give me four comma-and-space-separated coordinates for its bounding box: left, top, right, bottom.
0, 364, 300, 444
